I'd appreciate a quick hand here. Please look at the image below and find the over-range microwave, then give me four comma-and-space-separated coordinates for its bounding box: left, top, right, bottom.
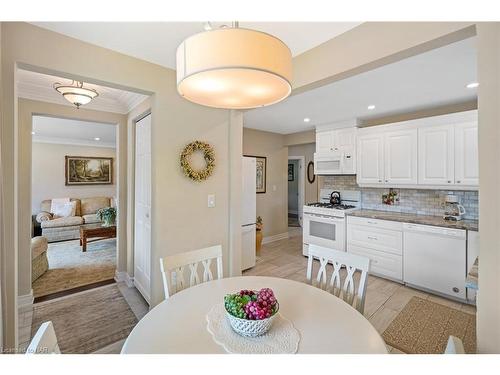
314, 150, 355, 175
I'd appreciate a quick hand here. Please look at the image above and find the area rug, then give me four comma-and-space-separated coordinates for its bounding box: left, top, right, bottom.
31, 284, 137, 353
33, 238, 116, 298
382, 296, 476, 354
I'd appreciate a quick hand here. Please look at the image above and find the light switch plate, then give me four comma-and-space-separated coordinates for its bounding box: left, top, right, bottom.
208, 194, 216, 208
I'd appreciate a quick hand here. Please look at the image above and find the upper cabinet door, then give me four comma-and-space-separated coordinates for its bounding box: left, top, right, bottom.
357, 133, 384, 184
384, 129, 418, 184
316, 130, 336, 153
455, 121, 479, 186
418, 125, 455, 185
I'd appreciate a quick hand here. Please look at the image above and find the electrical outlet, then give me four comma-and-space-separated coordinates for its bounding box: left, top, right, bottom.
208, 194, 216, 208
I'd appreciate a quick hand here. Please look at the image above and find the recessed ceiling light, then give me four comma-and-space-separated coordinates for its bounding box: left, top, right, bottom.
367, 105, 376, 110
94, 137, 101, 141
303, 118, 311, 123
31, 131, 35, 135
466, 82, 479, 89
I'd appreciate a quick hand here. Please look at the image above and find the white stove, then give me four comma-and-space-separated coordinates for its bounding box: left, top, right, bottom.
303, 190, 360, 255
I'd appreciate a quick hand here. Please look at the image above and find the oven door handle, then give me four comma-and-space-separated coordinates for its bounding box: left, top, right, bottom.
304, 213, 344, 223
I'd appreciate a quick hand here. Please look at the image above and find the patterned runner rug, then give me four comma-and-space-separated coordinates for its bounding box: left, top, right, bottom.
31, 284, 137, 353
382, 296, 476, 354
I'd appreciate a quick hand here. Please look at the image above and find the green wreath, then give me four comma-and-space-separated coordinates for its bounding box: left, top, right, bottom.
180, 141, 215, 181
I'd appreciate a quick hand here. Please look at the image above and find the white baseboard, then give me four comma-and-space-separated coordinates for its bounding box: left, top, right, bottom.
115, 271, 134, 288
18, 290, 34, 309
262, 232, 289, 245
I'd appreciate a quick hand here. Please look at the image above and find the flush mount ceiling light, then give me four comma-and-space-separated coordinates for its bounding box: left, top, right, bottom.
303, 118, 311, 123
53, 80, 99, 108
367, 105, 376, 110
466, 82, 479, 89
94, 137, 101, 141
176, 22, 292, 109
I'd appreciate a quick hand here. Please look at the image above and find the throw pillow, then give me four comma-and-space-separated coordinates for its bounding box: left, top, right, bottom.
53, 201, 77, 218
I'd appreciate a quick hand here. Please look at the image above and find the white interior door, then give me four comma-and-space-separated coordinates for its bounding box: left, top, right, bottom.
134, 114, 151, 303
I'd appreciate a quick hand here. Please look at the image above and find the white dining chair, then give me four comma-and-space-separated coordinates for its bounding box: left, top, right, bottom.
26, 321, 60, 354
444, 336, 465, 354
306, 244, 370, 314
159, 245, 223, 299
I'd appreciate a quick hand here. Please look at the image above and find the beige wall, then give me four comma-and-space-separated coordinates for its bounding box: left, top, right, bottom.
17, 98, 127, 300
243, 128, 288, 238
31, 142, 116, 214
292, 22, 475, 93
288, 143, 318, 204
284, 130, 315, 146
1, 23, 242, 348
477, 22, 500, 353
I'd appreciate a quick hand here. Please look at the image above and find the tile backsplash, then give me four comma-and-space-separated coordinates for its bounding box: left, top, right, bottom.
320, 175, 479, 220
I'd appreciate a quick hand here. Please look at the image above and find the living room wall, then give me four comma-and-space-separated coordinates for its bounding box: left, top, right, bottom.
31, 142, 117, 214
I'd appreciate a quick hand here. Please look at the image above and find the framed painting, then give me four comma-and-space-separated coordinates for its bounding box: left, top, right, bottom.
288, 163, 294, 181
244, 155, 266, 193
65, 156, 113, 186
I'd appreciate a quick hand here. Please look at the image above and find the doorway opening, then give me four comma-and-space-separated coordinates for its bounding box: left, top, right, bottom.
287, 156, 305, 228
31, 115, 118, 301
17, 67, 151, 353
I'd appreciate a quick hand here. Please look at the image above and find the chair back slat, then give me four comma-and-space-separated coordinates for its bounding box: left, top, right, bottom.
306, 244, 370, 314
26, 321, 60, 354
160, 245, 223, 299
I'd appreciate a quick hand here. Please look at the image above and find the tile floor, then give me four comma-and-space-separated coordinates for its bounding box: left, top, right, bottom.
243, 227, 477, 353
19, 227, 476, 354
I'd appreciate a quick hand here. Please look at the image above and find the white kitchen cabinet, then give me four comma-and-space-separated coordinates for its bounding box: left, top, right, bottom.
347, 216, 403, 281
384, 129, 418, 184
418, 124, 455, 186
316, 127, 356, 153
356, 133, 384, 184
455, 121, 479, 186
316, 130, 336, 153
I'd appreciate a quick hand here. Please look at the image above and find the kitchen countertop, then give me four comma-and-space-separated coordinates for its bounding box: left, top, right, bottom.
347, 209, 479, 231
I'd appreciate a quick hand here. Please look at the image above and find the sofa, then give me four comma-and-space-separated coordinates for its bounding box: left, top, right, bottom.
36, 197, 115, 242
31, 236, 48, 282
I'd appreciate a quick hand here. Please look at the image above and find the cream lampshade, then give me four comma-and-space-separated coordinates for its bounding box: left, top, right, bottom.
176, 27, 292, 109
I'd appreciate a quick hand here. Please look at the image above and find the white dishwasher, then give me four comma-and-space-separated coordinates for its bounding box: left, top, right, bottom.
403, 223, 466, 300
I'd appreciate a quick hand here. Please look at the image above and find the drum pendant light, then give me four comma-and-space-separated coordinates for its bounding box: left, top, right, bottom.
176, 24, 292, 109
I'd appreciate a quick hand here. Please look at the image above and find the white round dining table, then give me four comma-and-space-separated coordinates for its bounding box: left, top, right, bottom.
121, 276, 387, 354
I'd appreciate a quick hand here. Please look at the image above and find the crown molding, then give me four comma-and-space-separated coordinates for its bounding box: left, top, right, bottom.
33, 136, 116, 149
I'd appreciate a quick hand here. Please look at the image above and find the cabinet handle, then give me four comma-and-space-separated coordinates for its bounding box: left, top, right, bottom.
385, 180, 388, 182
367, 236, 378, 240
367, 221, 378, 225
457, 180, 461, 183
378, 179, 382, 182
447, 180, 452, 183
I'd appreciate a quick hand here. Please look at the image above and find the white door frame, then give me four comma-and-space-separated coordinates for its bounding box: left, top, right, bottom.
288, 156, 305, 227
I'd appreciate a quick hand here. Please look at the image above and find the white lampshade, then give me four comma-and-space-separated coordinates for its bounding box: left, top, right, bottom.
54, 82, 99, 108
177, 28, 292, 109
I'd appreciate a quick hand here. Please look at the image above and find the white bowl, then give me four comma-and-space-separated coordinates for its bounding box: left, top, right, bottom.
225, 304, 279, 337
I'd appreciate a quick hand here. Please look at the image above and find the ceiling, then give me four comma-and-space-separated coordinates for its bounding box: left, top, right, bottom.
31, 22, 362, 69
32, 116, 116, 148
244, 37, 478, 134
17, 69, 148, 114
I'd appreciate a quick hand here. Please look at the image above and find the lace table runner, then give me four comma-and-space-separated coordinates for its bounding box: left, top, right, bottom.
206, 303, 300, 354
